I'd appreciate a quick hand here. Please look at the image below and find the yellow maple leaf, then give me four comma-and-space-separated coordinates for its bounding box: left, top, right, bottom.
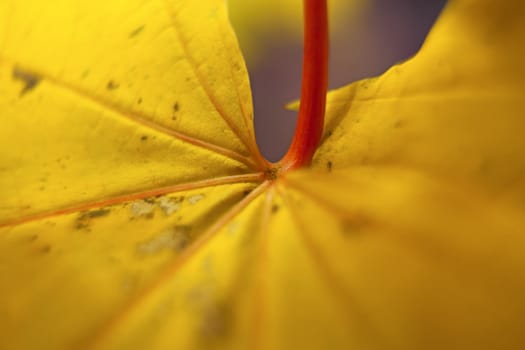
1, 0, 525, 349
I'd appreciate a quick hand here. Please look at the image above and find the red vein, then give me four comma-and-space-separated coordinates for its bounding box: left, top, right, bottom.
80, 180, 271, 350
277, 184, 381, 341
0, 58, 258, 170
250, 186, 274, 350
0, 173, 264, 228
282, 176, 354, 218
162, 0, 266, 171
215, 24, 270, 170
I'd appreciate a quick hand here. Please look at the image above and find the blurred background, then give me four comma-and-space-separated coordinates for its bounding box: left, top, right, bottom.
228, 0, 447, 162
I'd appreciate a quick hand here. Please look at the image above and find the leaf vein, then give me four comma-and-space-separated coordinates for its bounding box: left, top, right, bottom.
162, 0, 264, 168
0, 58, 258, 169
80, 180, 271, 349
0, 173, 264, 228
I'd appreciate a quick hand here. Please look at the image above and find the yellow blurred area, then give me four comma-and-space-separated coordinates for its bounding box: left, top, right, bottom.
227, 0, 364, 62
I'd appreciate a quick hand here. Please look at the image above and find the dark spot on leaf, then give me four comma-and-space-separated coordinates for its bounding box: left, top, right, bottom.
141, 135, 148, 141
12, 67, 41, 96
29, 234, 38, 242
81, 69, 90, 79
242, 190, 251, 197
137, 98, 142, 104
106, 80, 119, 90
130, 200, 156, 219
326, 130, 333, 137
327, 161, 333, 172
75, 208, 111, 229
271, 204, 280, 213
86, 208, 111, 218
340, 215, 370, 237
136, 225, 192, 255
200, 302, 233, 339
394, 120, 404, 129
172, 226, 192, 252
74, 220, 90, 229
171, 102, 180, 121
128, 25, 145, 38
40, 245, 52, 254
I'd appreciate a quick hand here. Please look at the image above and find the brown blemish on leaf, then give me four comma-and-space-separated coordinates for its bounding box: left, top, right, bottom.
106, 80, 119, 90
130, 200, 155, 218
140, 135, 148, 141
75, 208, 111, 229
340, 215, 370, 237
40, 245, 52, 254
188, 194, 205, 205
188, 284, 233, 341
200, 302, 233, 340
394, 120, 404, 129
86, 208, 111, 218
271, 204, 280, 213
128, 25, 145, 38
158, 196, 184, 216
327, 161, 333, 172
12, 67, 41, 96
172, 102, 180, 121
136, 225, 192, 255
137, 98, 142, 104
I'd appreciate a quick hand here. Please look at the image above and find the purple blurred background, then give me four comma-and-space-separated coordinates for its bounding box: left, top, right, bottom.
244, 0, 447, 162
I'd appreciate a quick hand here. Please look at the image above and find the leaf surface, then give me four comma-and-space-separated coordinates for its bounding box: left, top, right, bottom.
2, 0, 525, 350
0, 0, 265, 222
315, 0, 525, 207
0, 1, 267, 348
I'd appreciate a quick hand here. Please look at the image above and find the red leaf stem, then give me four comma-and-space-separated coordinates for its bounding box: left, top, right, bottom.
278, 0, 329, 171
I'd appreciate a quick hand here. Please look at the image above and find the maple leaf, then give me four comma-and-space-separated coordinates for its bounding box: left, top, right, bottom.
1, 1, 525, 350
